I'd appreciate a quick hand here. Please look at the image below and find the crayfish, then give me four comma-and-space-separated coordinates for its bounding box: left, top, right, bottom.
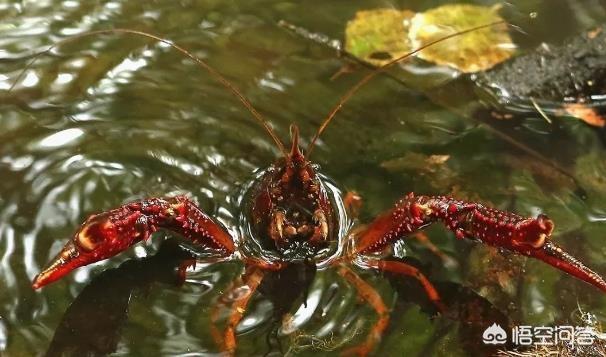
25, 23, 606, 356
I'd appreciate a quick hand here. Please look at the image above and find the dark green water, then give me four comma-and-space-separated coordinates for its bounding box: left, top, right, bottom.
2, 0, 606, 356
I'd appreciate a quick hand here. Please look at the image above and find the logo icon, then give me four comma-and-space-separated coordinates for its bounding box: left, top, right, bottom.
483, 323, 507, 345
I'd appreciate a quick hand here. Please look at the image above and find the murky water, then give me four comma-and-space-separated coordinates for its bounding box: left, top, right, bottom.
2, 0, 606, 356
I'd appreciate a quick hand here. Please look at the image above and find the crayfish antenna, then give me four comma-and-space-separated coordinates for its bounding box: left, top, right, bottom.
305, 20, 507, 157
9, 28, 287, 156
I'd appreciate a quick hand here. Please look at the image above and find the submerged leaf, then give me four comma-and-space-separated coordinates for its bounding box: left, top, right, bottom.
381, 152, 449, 172
381, 153, 459, 192
345, 9, 414, 66
409, 4, 514, 73
575, 152, 606, 194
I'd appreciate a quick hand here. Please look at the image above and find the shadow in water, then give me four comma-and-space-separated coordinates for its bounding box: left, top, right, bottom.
45, 249, 511, 357
258, 260, 317, 355
44, 239, 195, 357
385, 257, 512, 357
258, 260, 317, 318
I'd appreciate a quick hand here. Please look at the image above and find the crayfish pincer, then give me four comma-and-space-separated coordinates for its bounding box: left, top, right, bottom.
24, 22, 606, 356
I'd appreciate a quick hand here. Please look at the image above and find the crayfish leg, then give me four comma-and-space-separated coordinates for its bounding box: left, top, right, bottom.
343, 191, 363, 219
366, 259, 445, 313
210, 266, 265, 354
337, 266, 389, 357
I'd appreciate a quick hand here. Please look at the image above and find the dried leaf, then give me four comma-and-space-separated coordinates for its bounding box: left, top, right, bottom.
563, 104, 606, 127
345, 9, 414, 67
425, 154, 450, 165
409, 4, 514, 73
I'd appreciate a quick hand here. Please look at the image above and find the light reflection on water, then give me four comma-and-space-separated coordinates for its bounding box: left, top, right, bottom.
1, 0, 606, 356
37, 128, 84, 149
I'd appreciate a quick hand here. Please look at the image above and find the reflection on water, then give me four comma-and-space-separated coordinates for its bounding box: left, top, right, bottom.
2, 0, 606, 355
37, 128, 84, 149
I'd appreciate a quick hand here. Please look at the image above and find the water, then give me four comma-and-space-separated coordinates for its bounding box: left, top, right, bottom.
1, 0, 606, 356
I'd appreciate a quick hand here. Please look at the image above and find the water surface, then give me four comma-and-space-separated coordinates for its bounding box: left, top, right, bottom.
2, 0, 606, 356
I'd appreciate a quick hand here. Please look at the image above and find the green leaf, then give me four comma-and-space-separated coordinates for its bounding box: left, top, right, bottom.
345, 9, 414, 67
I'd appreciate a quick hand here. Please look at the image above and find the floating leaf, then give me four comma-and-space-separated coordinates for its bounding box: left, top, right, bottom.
409, 4, 514, 73
345, 9, 414, 66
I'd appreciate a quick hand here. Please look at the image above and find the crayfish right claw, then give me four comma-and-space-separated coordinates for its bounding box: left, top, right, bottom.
524, 240, 606, 293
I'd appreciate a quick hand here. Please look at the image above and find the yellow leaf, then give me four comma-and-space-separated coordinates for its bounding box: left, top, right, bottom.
409, 4, 515, 73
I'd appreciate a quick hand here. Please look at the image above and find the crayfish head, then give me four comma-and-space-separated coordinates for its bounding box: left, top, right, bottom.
32, 213, 122, 289
251, 125, 335, 257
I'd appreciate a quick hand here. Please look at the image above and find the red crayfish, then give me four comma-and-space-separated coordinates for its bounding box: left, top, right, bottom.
26, 23, 606, 356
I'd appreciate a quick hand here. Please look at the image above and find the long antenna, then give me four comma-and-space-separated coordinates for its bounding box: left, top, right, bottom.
306, 20, 507, 156
8, 28, 287, 155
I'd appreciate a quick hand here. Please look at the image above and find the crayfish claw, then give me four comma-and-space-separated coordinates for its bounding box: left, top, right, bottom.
525, 240, 606, 293
32, 240, 84, 289
33, 196, 235, 289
